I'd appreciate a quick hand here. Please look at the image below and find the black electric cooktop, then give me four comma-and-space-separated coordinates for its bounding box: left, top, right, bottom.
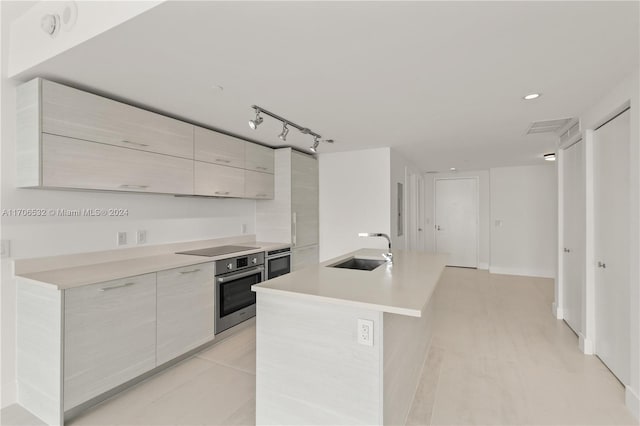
175, 245, 259, 257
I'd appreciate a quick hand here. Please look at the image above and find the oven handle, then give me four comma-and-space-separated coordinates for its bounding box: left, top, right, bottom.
216, 266, 264, 283
267, 252, 291, 260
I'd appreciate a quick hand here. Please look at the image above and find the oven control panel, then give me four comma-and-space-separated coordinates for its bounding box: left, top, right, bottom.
216, 252, 265, 273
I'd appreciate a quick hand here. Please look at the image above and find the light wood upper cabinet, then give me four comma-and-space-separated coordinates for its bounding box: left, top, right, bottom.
40, 79, 194, 159
245, 170, 275, 199
63, 273, 156, 410
42, 134, 193, 195
195, 127, 245, 169
195, 161, 245, 197
157, 263, 215, 366
245, 142, 275, 174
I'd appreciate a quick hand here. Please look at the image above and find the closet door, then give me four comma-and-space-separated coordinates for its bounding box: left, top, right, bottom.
594, 108, 630, 384
562, 140, 585, 335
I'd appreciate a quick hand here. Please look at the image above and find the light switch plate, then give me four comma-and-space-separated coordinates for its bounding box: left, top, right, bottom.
117, 231, 127, 246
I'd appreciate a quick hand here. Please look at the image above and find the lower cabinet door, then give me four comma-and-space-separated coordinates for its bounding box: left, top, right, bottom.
156, 263, 215, 365
292, 244, 319, 271
63, 274, 157, 410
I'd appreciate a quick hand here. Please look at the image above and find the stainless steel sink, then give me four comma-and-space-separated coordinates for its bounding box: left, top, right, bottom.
328, 257, 387, 271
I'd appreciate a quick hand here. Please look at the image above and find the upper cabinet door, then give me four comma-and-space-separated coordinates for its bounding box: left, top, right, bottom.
245, 143, 274, 174
194, 161, 245, 198
245, 170, 275, 199
41, 80, 194, 159
42, 133, 194, 195
194, 127, 245, 169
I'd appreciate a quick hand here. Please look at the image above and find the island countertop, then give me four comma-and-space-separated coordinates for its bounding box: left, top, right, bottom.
252, 248, 447, 317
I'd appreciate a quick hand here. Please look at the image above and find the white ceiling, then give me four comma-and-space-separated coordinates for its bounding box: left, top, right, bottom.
13, 1, 639, 172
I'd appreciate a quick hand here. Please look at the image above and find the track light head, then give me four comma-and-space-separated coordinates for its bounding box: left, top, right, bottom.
249, 109, 263, 130
279, 122, 289, 141
309, 136, 320, 153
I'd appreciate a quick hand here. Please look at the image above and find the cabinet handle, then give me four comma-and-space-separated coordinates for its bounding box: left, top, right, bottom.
215, 159, 231, 164
121, 140, 150, 148
292, 212, 297, 246
180, 269, 201, 274
120, 184, 149, 189
256, 166, 268, 171
256, 193, 267, 197
214, 191, 230, 195
564, 248, 571, 253
597, 261, 607, 269
99, 282, 135, 292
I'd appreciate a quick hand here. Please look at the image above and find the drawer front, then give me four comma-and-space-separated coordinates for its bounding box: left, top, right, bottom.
42, 133, 194, 195
42, 80, 194, 159
64, 273, 156, 410
245, 170, 274, 199
156, 263, 215, 365
194, 161, 245, 197
245, 143, 274, 174
194, 127, 245, 169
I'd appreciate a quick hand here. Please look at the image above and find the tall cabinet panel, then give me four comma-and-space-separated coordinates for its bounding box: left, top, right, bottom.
561, 140, 585, 335
256, 148, 319, 270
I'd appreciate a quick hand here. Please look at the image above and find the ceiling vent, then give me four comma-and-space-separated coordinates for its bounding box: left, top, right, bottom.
526, 118, 574, 135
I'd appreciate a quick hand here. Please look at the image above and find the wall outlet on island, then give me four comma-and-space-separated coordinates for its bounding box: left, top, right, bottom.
357, 319, 374, 346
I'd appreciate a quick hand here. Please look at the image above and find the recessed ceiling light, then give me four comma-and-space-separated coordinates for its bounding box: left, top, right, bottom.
523, 93, 541, 100
544, 153, 556, 161
450, 167, 456, 171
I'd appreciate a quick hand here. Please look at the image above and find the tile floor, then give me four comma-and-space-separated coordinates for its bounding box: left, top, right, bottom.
2, 268, 638, 425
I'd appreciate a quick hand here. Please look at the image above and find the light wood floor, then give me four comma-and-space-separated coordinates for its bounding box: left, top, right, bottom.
2, 268, 637, 425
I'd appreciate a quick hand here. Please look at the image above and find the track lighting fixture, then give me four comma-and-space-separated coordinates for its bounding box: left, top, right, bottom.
279, 122, 289, 141
248, 105, 335, 152
248, 109, 263, 130
310, 137, 320, 153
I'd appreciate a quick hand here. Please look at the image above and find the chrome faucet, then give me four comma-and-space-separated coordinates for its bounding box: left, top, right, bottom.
358, 233, 393, 263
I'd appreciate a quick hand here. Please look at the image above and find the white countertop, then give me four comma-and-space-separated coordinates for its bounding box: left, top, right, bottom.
252, 249, 448, 317
16, 241, 290, 290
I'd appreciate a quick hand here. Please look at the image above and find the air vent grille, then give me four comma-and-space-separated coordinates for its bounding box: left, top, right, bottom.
526, 118, 574, 135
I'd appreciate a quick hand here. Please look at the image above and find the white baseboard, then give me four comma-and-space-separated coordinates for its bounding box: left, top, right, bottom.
489, 266, 554, 279
578, 333, 594, 355
626, 386, 640, 421
551, 302, 563, 320
478, 262, 489, 270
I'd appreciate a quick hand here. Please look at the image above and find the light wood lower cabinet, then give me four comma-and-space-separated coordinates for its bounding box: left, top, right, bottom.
42, 133, 193, 195
292, 244, 319, 271
194, 161, 245, 197
156, 264, 215, 365
63, 274, 157, 410
245, 170, 275, 199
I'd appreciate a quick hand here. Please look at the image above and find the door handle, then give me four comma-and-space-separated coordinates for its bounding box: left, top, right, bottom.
436, 225, 441, 231
564, 248, 571, 253
597, 261, 607, 269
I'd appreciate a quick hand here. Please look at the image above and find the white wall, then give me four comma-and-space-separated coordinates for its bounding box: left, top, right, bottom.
574, 69, 640, 419
424, 170, 491, 268
318, 148, 391, 261
490, 165, 557, 278
0, 2, 255, 408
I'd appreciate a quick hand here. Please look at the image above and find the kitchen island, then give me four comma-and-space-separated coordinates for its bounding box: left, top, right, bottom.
252, 248, 447, 425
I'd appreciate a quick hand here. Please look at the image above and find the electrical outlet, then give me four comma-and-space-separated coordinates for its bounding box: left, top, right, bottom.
117, 231, 127, 246
1, 240, 10, 258
137, 230, 147, 244
357, 319, 374, 346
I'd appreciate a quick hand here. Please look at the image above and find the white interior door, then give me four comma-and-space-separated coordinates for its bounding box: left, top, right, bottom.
562, 140, 585, 335
435, 178, 478, 267
594, 108, 630, 384
407, 171, 426, 251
